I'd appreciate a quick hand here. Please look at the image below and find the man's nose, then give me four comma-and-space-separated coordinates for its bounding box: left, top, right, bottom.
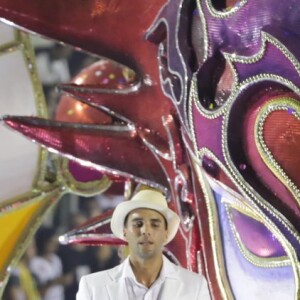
141, 224, 151, 235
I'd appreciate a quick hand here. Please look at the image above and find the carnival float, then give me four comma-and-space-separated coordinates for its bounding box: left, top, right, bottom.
0, 0, 299, 299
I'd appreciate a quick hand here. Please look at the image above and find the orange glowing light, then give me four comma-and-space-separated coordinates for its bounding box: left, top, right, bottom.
75, 103, 84, 112
91, 0, 121, 17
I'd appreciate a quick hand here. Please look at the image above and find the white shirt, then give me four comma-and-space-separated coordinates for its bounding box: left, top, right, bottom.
122, 257, 168, 300
76, 255, 211, 300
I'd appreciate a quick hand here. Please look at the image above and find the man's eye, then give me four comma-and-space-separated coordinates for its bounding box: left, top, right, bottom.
152, 223, 160, 228
134, 221, 143, 227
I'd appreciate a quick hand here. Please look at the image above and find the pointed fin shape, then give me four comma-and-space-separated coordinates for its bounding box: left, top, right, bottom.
3, 116, 168, 187
59, 209, 126, 246
60, 83, 175, 139
0, 0, 164, 73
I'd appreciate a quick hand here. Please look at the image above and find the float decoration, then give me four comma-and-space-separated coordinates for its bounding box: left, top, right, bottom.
0, 23, 64, 293
0, 0, 300, 299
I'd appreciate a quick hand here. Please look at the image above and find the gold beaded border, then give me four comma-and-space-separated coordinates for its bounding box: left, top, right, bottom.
187, 4, 300, 297
225, 204, 290, 268
225, 32, 300, 76
255, 98, 300, 206
189, 24, 300, 248
191, 31, 300, 120
196, 147, 291, 268
222, 82, 300, 298
203, 0, 248, 18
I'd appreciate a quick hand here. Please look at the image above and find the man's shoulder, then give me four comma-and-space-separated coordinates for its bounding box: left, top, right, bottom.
167, 260, 206, 284
175, 264, 204, 279
164, 260, 210, 298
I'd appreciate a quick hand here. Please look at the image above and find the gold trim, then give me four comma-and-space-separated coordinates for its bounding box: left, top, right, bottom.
0, 41, 21, 54
221, 75, 300, 245
189, 73, 234, 119
16, 30, 49, 187
255, 98, 300, 206
186, 5, 300, 297
226, 205, 290, 268
221, 91, 300, 299
192, 159, 234, 299
0, 28, 51, 208
203, 170, 292, 268
57, 158, 112, 196
0, 28, 55, 297
201, 0, 248, 18
202, 165, 300, 296
17, 31, 48, 118
0, 186, 64, 298
225, 32, 300, 76
195, 0, 209, 63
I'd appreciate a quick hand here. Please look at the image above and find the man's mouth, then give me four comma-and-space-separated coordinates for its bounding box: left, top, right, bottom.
139, 240, 153, 245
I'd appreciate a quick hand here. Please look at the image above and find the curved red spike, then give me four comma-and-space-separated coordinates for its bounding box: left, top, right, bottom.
59, 83, 178, 139
59, 209, 126, 246
3, 116, 169, 188
0, 0, 165, 73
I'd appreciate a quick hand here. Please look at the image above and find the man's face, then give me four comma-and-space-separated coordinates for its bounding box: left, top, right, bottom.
123, 208, 168, 260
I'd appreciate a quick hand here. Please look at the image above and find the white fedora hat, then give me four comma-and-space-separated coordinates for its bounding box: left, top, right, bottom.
110, 189, 180, 245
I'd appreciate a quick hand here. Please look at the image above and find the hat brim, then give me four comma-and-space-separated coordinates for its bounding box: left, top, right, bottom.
110, 199, 180, 245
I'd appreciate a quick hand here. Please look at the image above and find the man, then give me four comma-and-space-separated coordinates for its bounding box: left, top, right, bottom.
77, 189, 211, 299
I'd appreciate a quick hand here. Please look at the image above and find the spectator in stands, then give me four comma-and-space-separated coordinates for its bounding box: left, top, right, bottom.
30, 226, 73, 300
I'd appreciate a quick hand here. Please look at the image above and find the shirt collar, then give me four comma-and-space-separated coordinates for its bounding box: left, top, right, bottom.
120, 255, 177, 281
121, 257, 135, 280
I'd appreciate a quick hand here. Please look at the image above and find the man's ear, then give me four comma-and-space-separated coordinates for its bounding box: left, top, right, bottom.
164, 231, 168, 243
